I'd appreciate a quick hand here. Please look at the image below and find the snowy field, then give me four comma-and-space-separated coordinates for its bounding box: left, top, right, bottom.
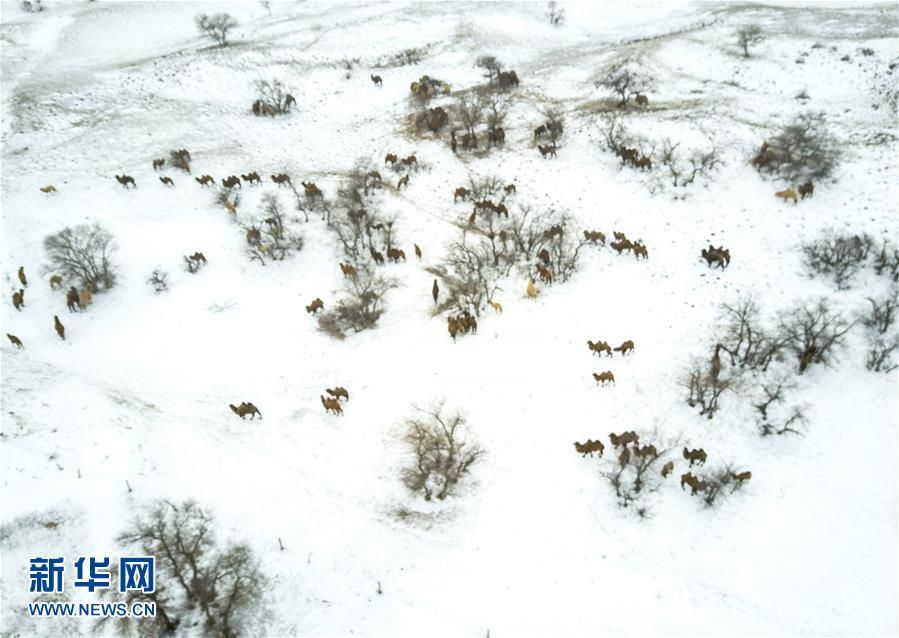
1, 1, 897, 636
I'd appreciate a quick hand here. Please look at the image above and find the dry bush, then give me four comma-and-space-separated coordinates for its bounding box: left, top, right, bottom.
44, 223, 117, 290
401, 404, 485, 501
753, 112, 841, 183
778, 299, 853, 374
681, 361, 741, 419
253, 79, 295, 115
148, 268, 168, 294
101, 500, 266, 638
862, 286, 899, 372
715, 297, 790, 372
318, 267, 397, 338
802, 231, 873, 289
753, 377, 807, 436
736, 25, 764, 58
596, 59, 653, 108
657, 139, 721, 188
873, 239, 899, 282
600, 437, 675, 512
195, 13, 237, 47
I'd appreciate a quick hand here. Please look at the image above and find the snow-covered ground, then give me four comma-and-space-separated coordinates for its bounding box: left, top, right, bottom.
1, 1, 897, 636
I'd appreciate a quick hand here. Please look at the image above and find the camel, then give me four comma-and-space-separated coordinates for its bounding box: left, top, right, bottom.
387, 247, 406, 263
587, 340, 613, 357
270, 173, 290, 187
634, 444, 658, 458
49, 275, 63, 289
661, 461, 674, 478
115, 175, 136, 188
488, 300, 503, 314
681, 472, 706, 495
6, 333, 23, 349
414, 244, 422, 260
537, 265, 553, 285
798, 181, 814, 199
609, 431, 639, 448
454, 187, 470, 202
775, 188, 798, 204
537, 248, 551, 264
371, 74, 383, 86
78, 285, 92, 310
683, 447, 707, 466
701, 245, 731, 269
398, 174, 409, 189
432, 279, 439, 305
401, 155, 417, 167
527, 278, 538, 300
229, 402, 262, 420
613, 231, 627, 241
613, 340, 634, 355
18, 266, 27, 287
321, 395, 343, 415
610, 239, 633, 254
505, 183, 516, 195
66, 287, 80, 312
340, 262, 357, 278
159, 176, 174, 187
12, 289, 24, 310
537, 144, 557, 158
195, 175, 214, 187
732, 470, 752, 483
593, 370, 615, 386
619, 447, 631, 465
302, 181, 323, 198
534, 124, 547, 140
385, 153, 398, 165
40, 185, 57, 193
583, 230, 605, 244
241, 172, 262, 185
370, 248, 385, 265
306, 298, 324, 314
574, 440, 605, 457
54, 315, 65, 340
222, 175, 242, 189
152, 158, 165, 170
633, 242, 649, 260
326, 387, 349, 401
634, 93, 649, 106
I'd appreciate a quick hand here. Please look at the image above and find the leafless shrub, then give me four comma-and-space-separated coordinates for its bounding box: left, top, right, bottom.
873, 239, 899, 282
658, 139, 721, 188
148, 268, 168, 294
736, 25, 764, 58
753, 112, 841, 183
401, 403, 485, 501
600, 437, 674, 511
802, 231, 873, 289
596, 60, 652, 108
716, 297, 789, 372
328, 163, 389, 261
541, 106, 565, 144
318, 267, 397, 338
20, 0, 43, 13
195, 13, 237, 47
456, 92, 488, 140
546, 0, 565, 26
252, 79, 295, 115
753, 377, 806, 436
681, 362, 740, 419
44, 223, 117, 290
600, 113, 629, 152
244, 193, 303, 264
778, 299, 854, 374
697, 466, 749, 507
862, 286, 899, 372
476, 55, 503, 86
102, 500, 266, 638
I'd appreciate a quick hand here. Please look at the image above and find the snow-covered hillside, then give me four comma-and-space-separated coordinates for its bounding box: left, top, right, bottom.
1, 1, 896, 636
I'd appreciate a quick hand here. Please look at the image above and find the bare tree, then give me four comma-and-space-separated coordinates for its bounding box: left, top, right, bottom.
658, 139, 721, 188
779, 299, 854, 374
753, 378, 806, 436
457, 93, 487, 139
681, 361, 740, 419
600, 113, 629, 152
102, 500, 266, 638
600, 437, 675, 512
476, 55, 503, 86
541, 106, 565, 144
596, 61, 651, 107
862, 286, 899, 372
873, 239, 899, 282
737, 25, 764, 58
318, 267, 398, 338
802, 231, 873, 289
753, 112, 841, 183
715, 297, 789, 372
546, 1, 565, 26
195, 13, 238, 47
401, 403, 485, 501
252, 78, 295, 115
44, 223, 117, 290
